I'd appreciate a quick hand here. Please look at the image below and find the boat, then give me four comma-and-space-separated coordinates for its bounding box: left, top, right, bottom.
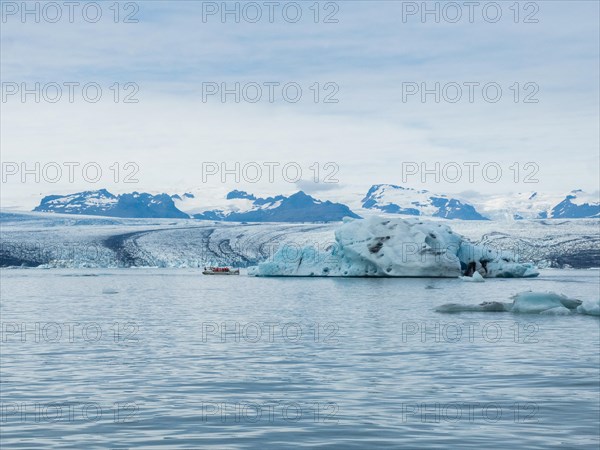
202, 266, 240, 275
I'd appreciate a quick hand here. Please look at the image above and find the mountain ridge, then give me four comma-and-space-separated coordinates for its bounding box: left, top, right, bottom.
31, 187, 600, 221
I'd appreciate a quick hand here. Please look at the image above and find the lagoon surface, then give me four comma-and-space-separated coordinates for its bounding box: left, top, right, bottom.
1, 269, 599, 449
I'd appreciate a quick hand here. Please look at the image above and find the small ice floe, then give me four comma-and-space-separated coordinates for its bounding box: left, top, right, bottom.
576, 299, 600, 316
435, 301, 510, 313
425, 284, 442, 290
459, 272, 485, 282
510, 291, 581, 314
102, 288, 119, 294
436, 291, 594, 316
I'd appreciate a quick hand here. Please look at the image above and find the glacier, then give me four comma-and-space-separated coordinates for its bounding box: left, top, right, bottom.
1, 211, 598, 269
249, 216, 539, 278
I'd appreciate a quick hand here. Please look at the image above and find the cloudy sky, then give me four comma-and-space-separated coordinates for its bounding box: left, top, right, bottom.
1, 1, 599, 208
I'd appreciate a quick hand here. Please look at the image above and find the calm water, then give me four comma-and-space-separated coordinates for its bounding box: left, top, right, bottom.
1, 269, 599, 449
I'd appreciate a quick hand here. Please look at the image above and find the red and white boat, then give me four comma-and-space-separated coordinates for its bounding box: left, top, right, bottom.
202, 267, 240, 275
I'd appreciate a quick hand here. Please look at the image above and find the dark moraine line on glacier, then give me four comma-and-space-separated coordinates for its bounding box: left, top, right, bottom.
238, 224, 331, 267
103, 230, 154, 266
203, 228, 251, 266
214, 238, 253, 266
198, 223, 331, 267
103, 226, 219, 267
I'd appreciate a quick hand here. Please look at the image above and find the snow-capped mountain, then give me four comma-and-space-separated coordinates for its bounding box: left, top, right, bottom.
475, 190, 600, 220
361, 185, 599, 220
474, 191, 558, 220
185, 190, 361, 222
33, 189, 189, 219
550, 190, 600, 218
30, 187, 600, 222
33, 189, 360, 222
170, 193, 196, 201
361, 184, 488, 220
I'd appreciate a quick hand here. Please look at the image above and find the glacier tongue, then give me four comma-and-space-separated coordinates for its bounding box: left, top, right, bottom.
250, 216, 539, 278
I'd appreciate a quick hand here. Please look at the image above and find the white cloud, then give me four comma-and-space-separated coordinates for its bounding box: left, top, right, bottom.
1, 1, 598, 209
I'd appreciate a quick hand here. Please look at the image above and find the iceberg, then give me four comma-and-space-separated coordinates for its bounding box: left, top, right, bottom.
436, 291, 595, 316
436, 301, 511, 313
576, 299, 600, 316
460, 272, 485, 282
510, 291, 581, 313
249, 216, 539, 278
102, 288, 119, 295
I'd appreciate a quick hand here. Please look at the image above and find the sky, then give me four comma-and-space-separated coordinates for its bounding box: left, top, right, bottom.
1, 0, 599, 209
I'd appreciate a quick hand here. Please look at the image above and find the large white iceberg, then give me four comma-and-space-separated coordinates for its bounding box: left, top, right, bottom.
249, 216, 539, 278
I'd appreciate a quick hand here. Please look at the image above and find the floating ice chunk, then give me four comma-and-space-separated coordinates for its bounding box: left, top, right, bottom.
250, 216, 539, 278
437, 291, 588, 315
510, 291, 581, 313
522, 267, 540, 278
459, 272, 485, 282
540, 306, 572, 315
435, 301, 510, 313
576, 299, 600, 316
